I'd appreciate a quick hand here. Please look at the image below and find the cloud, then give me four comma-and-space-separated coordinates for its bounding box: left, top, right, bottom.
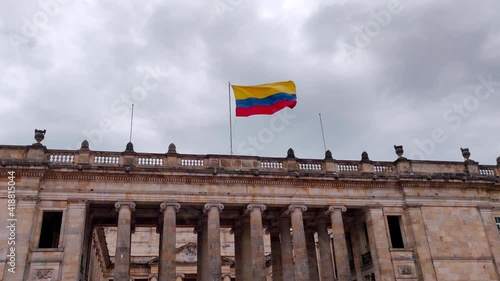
0, 0, 499, 164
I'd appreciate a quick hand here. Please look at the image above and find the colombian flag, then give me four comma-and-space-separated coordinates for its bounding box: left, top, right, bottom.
232, 81, 297, 117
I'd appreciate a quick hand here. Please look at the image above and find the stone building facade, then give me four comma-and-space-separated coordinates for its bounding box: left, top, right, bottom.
0, 131, 500, 281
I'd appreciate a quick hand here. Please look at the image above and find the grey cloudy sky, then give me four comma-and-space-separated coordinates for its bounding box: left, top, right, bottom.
1, 0, 499, 164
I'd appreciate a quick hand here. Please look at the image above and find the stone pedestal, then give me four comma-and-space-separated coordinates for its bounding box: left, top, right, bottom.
159, 202, 180, 281
288, 205, 309, 281
327, 206, 350, 281
316, 218, 335, 281
114, 201, 135, 281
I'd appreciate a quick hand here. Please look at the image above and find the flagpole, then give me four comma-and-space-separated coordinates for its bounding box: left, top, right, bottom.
228, 81, 233, 155
319, 113, 327, 152
129, 104, 134, 142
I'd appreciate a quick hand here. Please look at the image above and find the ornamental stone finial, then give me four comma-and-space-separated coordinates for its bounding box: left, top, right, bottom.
461, 147, 471, 160
34, 129, 46, 143
325, 150, 333, 160
287, 148, 296, 159
394, 145, 404, 158
125, 142, 134, 153
497, 156, 500, 167
361, 151, 370, 162
168, 143, 177, 154
80, 139, 90, 151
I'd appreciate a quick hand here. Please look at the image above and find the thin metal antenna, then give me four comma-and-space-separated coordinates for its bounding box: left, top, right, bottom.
229, 81, 233, 155
319, 113, 327, 152
129, 104, 134, 142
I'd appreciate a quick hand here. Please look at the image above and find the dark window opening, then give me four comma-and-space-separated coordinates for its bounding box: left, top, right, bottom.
387, 215, 404, 248
39, 211, 63, 248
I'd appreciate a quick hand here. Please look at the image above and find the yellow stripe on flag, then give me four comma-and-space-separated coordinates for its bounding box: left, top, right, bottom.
231, 81, 296, 100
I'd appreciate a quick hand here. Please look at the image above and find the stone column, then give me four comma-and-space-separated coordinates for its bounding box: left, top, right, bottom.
230, 226, 243, 281
288, 205, 309, 281
478, 207, 500, 279
222, 273, 231, 281
305, 226, 320, 281
60, 199, 88, 280
176, 273, 185, 281
150, 274, 159, 281
246, 204, 267, 281
267, 227, 283, 281
327, 206, 350, 281
204, 203, 224, 281
279, 217, 295, 281
114, 201, 135, 281
350, 227, 364, 281
195, 218, 206, 281
159, 202, 181, 281
241, 216, 252, 280
316, 218, 335, 281
366, 207, 395, 281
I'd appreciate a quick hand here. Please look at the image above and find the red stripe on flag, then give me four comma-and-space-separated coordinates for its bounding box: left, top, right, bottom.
236, 100, 297, 117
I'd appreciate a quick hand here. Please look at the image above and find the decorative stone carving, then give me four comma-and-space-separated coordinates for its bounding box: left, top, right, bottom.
361, 151, 370, 162
286, 148, 295, 159
245, 204, 266, 215
114, 201, 136, 212
397, 265, 412, 275
461, 147, 471, 160
326, 205, 347, 214
203, 203, 224, 213
325, 150, 333, 160
80, 139, 90, 151
178, 243, 197, 263
286, 204, 307, 214
160, 202, 181, 213
34, 129, 46, 143
394, 145, 404, 158
125, 141, 134, 153
34, 269, 53, 279
497, 156, 500, 167
168, 143, 177, 154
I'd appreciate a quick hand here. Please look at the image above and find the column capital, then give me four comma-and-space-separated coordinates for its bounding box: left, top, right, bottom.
114, 201, 136, 212
176, 273, 186, 278
286, 204, 307, 214
325, 205, 346, 215
245, 203, 266, 215
203, 202, 224, 213
160, 201, 181, 213
67, 198, 88, 207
